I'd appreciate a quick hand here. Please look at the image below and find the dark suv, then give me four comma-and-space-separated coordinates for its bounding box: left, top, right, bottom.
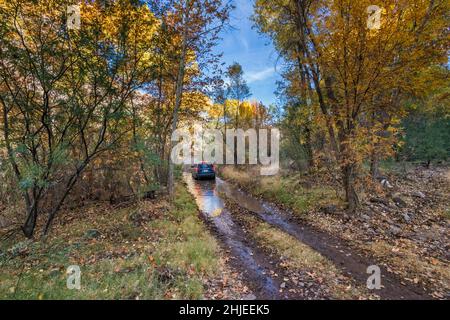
191, 163, 216, 180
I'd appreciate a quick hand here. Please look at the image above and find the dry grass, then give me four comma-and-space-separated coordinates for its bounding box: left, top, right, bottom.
221, 166, 342, 214
0, 183, 221, 300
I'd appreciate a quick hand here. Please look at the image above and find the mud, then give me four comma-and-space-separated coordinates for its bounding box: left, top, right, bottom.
184, 173, 281, 299
184, 173, 432, 300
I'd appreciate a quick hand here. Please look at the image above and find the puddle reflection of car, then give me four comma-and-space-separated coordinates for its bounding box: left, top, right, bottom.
191, 163, 216, 180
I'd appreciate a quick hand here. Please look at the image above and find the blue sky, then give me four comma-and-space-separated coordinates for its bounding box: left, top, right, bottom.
215, 0, 282, 106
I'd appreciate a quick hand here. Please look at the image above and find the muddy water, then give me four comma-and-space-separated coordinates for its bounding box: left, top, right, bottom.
184, 173, 429, 300
183, 173, 280, 299
218, 176, 428, 299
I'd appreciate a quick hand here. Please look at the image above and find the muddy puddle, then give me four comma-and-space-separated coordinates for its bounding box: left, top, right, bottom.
183, 173, 280, 299
184, 173, 429, 300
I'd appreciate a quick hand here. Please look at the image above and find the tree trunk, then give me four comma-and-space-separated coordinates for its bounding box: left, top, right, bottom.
296, 48, 314, 169
168, 31, 188, 200
305, 125, 314, 168
2, 98, 35, 236
22, 204, 38, 238
233, 100, 240, 166
370, 150, 379, 179
342, 164, 360, 212
131, 98, 150, 186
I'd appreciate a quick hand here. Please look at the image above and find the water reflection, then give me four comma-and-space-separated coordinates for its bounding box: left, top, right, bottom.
184, 175, 224, 215
183, 172, 280, 298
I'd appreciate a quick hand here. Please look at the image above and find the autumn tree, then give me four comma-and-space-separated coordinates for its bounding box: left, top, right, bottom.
254, 0, 449, 211
226, 62, 252, 130
0, 0, 158, 237
151, 0, 232, 199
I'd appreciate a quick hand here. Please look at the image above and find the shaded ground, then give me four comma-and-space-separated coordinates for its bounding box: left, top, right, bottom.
220, 165, 449, 299
225, 201, 371, 300
185, 173, 430, 299
0, 183, 249, 300
185, 173, 371, 299
1, 164, 446, 300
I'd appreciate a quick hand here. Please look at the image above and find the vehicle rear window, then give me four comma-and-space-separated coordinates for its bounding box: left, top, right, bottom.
199, 164, 212, 169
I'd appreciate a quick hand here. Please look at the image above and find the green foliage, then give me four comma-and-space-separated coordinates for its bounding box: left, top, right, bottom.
226, 62, 251, 102
280, 101, 316, 170
400, 78, 450, 163
19, 163, 47, 190
401, 115, 450, 162
258, 179, 339, 215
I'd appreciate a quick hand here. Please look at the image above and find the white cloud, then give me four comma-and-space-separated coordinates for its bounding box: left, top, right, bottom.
239, 36, 249, 52
245, 67, 276, 83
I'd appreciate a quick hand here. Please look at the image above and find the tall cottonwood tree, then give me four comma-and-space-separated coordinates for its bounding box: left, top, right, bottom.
226, 62, 251, 130
152, 0, 232, 199
254, 0, 449, 211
